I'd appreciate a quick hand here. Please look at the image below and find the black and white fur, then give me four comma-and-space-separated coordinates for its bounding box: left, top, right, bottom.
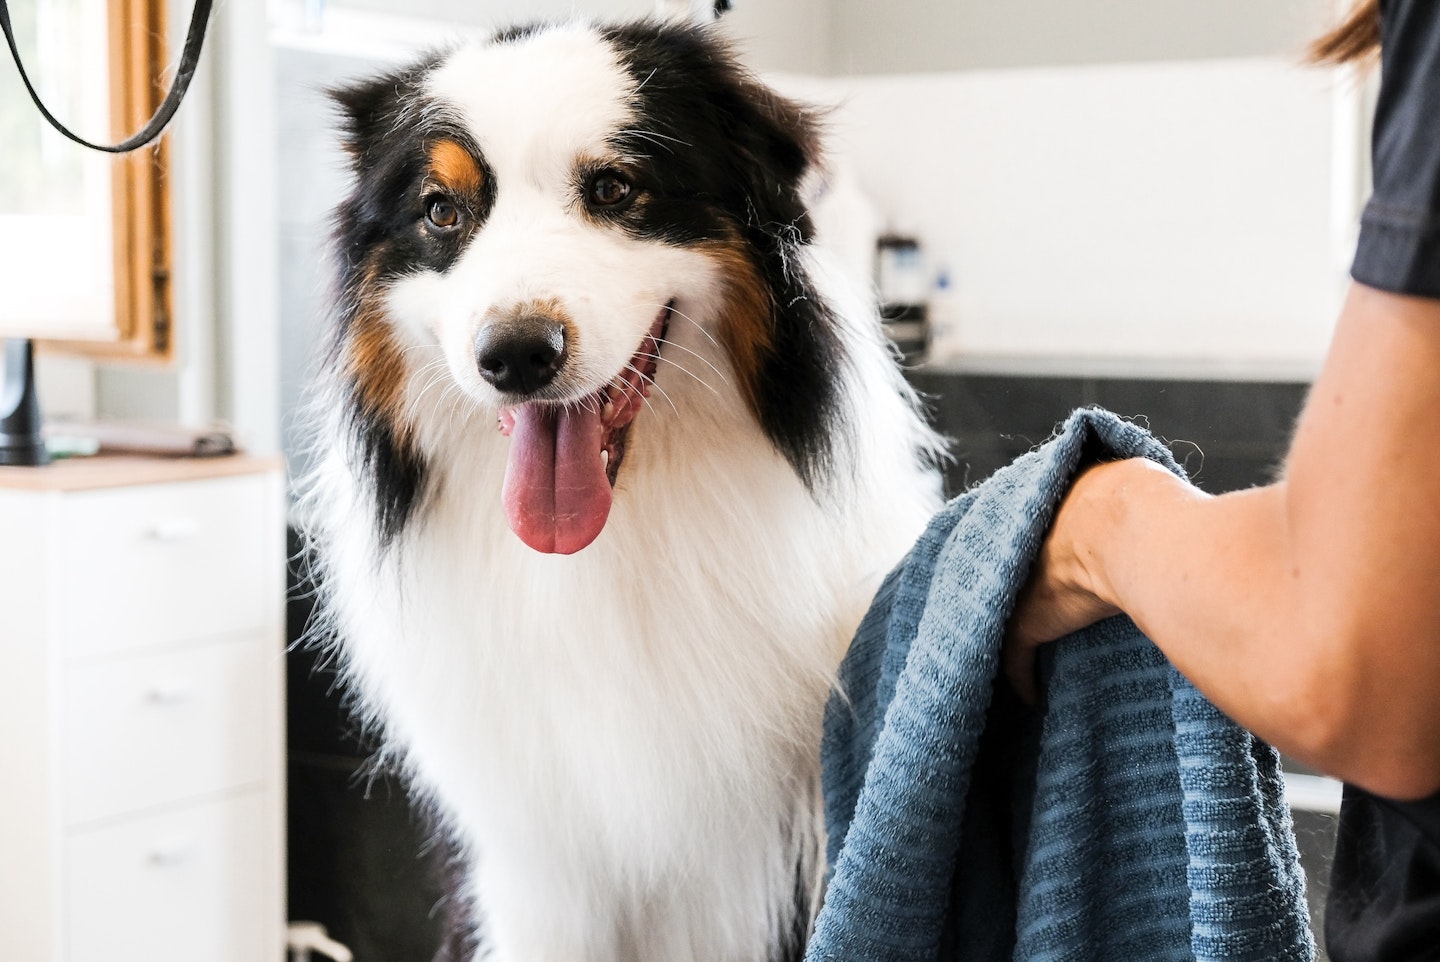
298, 18, 944, 962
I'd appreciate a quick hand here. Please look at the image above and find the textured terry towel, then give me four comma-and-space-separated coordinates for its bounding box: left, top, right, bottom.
805, 408, 1315, 962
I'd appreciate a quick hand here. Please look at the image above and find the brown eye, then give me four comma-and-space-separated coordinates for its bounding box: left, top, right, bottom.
425, 196, 460, 230
588, 171, 633, 209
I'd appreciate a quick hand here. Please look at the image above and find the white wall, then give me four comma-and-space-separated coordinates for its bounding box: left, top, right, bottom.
830, 0, 1331, 74
330, 0, 650, 24
317, 0, 831, 73
723, 0, 833, 76
781, 56, 1358, 373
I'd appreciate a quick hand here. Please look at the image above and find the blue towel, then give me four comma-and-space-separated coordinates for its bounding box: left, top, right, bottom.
806, 407, 1314, 962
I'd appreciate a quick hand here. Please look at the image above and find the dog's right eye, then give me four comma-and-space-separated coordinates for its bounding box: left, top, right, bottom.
587, 171, 634, 210
425, 197, 461, 230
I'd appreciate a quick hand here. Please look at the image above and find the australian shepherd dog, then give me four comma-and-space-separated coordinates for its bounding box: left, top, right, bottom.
299, 17, 944, 962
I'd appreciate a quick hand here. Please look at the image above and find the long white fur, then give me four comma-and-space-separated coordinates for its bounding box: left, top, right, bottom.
300, 21, 944, 962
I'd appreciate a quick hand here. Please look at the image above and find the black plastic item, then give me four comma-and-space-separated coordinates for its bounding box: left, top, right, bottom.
881, 302, 930, 365
0, 339, 50, 466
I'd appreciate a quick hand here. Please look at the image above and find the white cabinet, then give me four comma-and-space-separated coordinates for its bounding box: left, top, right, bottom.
0, 457, 286, 961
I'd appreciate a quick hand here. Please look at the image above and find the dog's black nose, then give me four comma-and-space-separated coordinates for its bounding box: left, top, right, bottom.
475, 316, 568, 395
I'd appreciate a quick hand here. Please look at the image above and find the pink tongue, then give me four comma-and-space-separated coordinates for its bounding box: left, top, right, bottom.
502, 404, 612, 554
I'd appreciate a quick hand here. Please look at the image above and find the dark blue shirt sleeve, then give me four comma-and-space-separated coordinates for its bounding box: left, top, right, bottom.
1352, 0, 1440, 299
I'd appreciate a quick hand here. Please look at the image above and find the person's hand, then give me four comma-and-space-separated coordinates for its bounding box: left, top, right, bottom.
1003, 460, 1142, 702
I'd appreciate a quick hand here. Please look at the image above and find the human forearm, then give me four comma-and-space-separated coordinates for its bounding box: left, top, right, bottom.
1072, 466, 1408, 793
1045, 287, 1440, 798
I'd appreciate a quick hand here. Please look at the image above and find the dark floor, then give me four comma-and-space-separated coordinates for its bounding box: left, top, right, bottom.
287, 536, 449, 962
287, 367, 1334, 960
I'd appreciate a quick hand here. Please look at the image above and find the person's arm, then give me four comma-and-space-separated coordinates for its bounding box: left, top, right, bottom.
1006, 282, 1440, 801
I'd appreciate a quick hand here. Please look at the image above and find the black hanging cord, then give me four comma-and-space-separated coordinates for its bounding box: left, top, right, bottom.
0, 0, 214, 154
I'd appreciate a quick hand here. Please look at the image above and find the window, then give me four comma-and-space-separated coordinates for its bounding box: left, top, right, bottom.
0, 0, 173, 358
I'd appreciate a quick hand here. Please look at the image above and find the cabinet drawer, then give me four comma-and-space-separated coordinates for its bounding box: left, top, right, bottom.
66, 793, 269, 962
57, 475, 273, 657
64, 637, 270, 826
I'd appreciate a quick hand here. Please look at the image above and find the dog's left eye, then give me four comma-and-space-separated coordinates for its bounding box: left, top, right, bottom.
588, 172, 634, 209
425, 196, 462, 230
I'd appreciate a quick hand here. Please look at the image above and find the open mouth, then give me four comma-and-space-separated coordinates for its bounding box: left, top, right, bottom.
497, 304, 672, 555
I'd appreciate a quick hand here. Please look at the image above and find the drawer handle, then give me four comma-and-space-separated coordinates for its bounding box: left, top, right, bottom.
143, 685, 191, 706
144, 518, 199, 542
145, 842, 192, 867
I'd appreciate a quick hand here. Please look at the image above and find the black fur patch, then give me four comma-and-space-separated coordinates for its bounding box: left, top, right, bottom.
330, 62, 495, 285
346, 386, 428, 549
598, 21, 852, 492
328, 60, 497, 545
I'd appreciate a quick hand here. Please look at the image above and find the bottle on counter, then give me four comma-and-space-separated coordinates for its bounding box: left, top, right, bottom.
875, 233, 929, 364
926, 266, 964, 361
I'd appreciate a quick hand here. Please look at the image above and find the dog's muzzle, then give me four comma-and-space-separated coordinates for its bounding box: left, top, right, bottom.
494, 303, 672, 556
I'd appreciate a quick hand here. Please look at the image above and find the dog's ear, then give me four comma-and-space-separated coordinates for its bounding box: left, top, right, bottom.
599, 23, 850, 491
715, 75, 824, 237
328, 56, 441, 161
711, 73, 850, 496
643, 27, 847, 493
603, 23, 823, 235
329, 72, 398, 159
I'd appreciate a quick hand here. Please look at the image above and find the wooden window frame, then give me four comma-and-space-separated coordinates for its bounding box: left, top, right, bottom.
103, 0, 174, 359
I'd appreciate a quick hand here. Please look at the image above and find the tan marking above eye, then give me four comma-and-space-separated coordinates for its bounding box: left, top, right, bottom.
427, 139, 484, 195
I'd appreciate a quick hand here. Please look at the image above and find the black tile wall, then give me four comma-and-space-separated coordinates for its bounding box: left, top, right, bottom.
908, 368, 1311, 498
1093, 378, 1308, 450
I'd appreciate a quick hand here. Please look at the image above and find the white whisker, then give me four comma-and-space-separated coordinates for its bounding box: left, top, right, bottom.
621, 362, 680, 418
662, 304, 723, 353
618, 124, 690, 153
652, 339, 729, 387
637, 350, 722, 402
406, 361, 456, 422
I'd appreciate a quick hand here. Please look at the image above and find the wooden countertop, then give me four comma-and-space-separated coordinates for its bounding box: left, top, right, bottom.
0, 454, 284, 492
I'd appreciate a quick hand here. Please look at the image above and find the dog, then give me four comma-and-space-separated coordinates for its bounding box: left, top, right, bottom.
298, 18, 944, 962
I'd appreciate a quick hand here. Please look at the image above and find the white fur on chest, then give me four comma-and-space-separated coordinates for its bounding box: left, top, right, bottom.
317, 385, 920, 960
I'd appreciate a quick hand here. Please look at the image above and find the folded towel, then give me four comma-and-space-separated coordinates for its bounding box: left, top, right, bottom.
806, 407, 1314, 962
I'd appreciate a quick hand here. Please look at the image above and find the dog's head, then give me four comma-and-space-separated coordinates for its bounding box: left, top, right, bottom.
328, 20, 848, 554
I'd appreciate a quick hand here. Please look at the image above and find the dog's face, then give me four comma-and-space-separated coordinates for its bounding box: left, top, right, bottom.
329, 21, 847, 554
